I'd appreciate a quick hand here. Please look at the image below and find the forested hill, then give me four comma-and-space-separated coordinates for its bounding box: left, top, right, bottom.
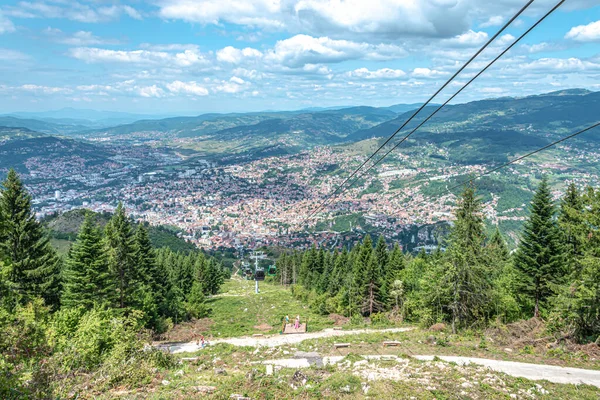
43, 209, 197, 254
351, 89, 600, 143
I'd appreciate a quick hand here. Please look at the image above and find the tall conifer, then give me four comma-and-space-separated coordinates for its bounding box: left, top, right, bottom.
514, 177, 566, 317
0, 169, 61, 308
62, 213, 113, 309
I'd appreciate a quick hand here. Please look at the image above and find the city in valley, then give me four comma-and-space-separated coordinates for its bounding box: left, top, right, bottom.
8, 92, 600, 252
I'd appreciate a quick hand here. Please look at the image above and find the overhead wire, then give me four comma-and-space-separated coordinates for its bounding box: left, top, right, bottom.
300, 0, 536, 225
388, 120, 600, 221
303, 0, 566, 224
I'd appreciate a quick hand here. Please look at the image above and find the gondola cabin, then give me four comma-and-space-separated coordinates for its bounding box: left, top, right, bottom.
267, 264, 277, 276
255, 267, 265, 281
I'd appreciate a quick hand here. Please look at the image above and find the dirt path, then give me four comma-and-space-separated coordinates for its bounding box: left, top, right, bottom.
164, 327, 415, 353
259, 354, 600, 388
414, 355, 600, 387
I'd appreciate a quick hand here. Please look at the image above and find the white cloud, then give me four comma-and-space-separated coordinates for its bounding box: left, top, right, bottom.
140, 43, 200, 52
216, 46, 263, 63
442, 30, 488, 47
20, 84, 72, 94
156, 0, 472, 40
347, 67, 406, 79
519, 57, 600, 73
565, 20, 600, 42
139, 85, 165, 98
411, 68, 449, 78
479, 15, 503, 28
166, 80, 209, 96
265, 34, 406, 67
214, 76, 250, 93
0, 48, 29, 61
520, 42, 566, 54
0, 12, 15, 34
3, 1, 142, 23
44, 28, 120, 45
159, 0, 283, 27
69, 47, 208, 67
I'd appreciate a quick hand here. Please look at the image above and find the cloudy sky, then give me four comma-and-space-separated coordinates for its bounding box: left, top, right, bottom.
1, 0, 599, 114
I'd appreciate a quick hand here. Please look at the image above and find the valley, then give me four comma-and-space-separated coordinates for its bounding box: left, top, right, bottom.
2, 90, 600, 250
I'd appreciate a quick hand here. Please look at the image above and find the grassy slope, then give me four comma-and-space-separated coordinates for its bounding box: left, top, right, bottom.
107, 280, 600, 399
203, 278, 335, 338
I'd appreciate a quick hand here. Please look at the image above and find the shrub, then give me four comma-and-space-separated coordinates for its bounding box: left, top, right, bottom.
370, 312, 390, 325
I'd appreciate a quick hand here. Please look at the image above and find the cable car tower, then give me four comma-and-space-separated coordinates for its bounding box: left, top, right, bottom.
250, 251, 266, 294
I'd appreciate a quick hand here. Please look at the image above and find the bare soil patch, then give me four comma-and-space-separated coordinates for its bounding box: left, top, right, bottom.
329, 313, 349, 326
157, 318, 214, 342
254, 323, 273, 331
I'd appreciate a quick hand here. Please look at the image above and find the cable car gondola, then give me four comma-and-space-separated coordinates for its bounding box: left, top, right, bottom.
255, 267, 265, 281
267, 264, 277, 276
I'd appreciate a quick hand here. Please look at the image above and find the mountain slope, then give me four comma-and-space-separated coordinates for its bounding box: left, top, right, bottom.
44, 209, 197, 254
349, 90, 600, 163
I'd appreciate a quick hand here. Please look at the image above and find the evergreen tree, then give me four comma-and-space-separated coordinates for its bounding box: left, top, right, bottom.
62, 213, 114, 309
105, 203, 136, 309
514, 177, 566, 318
0, 169, 61, 308
202, 259, 224, 295
442, 186, 490, 333
362, 251, 384, 315
299, 245, 317, 287
485, 227, 520, 322
384, 244, 405, 307
374, 236, 389, 303
558, 183, 585, 276
351, 235, 372, 315
374, 236, 389, 276
555, 187, 600, 341
328, 248, 348, 295
134, 224, 168, 319
315, 251, 328, 293
185, 281, 209, 319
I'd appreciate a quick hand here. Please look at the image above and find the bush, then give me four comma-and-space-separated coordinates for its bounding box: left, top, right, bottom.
370, 312, 390, 325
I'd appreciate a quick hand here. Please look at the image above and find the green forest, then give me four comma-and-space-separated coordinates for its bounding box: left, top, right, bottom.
277, 178, 600, 341
0, 170, 228, 398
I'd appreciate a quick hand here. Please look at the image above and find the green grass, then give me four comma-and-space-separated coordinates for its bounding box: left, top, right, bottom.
100, 341, 600, 399
50, 238, 72, 255
203, 279, 335, 338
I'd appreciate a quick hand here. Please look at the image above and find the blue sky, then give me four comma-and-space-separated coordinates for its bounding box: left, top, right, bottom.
1, 0, 599, 114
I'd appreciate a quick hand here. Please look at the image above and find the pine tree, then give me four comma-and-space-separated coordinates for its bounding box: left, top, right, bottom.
62, 213, 114, 309
202, 259, 224, 295
558, 183, 585, 276
316, 251, 332, 293
555, 187, 600, 341
328, 248, 348, 295
374, 236, 389, 277
384, 244, 405, 307
105, 203, 136, 309
0, 169, 61, 308
351, 235, 372, 315
299, 245, 317, 288
443, 185, 490, 333
134, 224, 167, 315
514, 177, 566, 318
362, 251, 384, 316
374, 236, 389, 303
186, 281, 208, 319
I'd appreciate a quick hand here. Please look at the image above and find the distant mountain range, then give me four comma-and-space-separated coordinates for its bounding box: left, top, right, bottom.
1, 89, 599, 168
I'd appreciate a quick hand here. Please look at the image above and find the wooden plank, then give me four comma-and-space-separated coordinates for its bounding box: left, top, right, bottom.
383, 341, 401, 347
283, 323, 307, 334
334, 343, 351, 348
